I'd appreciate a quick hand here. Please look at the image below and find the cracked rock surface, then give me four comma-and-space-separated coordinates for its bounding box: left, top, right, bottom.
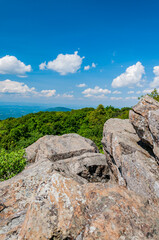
1, 96, 159, 240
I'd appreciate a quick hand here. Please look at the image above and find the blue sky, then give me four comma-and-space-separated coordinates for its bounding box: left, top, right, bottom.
0, 0, 159, 108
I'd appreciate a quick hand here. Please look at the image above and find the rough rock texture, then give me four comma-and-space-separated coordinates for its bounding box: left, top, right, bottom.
129, 95, 159, 148
102, 118, 159, 199
1, 96, 159, 240
0, 160, 159, 240
53, 152, 110, 183
148, 109, 159, 160
25, 133, 99, 163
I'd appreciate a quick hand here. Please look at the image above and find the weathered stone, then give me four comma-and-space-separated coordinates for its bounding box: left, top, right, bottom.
129, 95, 159, 147
0, 159, 159, 240
25, 133, 99, 163
53, 152, 110, 183
148, 109, 159, 160
102, 118, 159, 199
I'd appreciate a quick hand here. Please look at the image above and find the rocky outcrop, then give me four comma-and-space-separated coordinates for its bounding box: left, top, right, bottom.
102, 118, 159, 199
53, 152, 110, 183
129, 95, 159, 159
25, 133, 99, 163
1, 96, 159, 240
0, 159, 159, 240
148, 109, 159, 160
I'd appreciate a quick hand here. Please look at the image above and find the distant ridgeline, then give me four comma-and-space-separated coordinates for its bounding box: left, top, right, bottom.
0, 104, 130, 152
0, 106, 71, 120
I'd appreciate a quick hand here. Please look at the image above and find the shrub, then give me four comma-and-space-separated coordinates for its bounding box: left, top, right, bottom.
0, 148, 26, 181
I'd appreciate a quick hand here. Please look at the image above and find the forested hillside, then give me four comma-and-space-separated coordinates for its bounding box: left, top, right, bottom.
0, 105, 130, 152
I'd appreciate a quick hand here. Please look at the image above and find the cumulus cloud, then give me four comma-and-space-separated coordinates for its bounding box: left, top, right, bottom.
112, 90, 121, 94
128, 91, 134, 94
150, 66, 159, 88
92, 63, 96, 68
110, 97, 123, 100
76, 83, 86, 87
40, 51, 84, 75
84, 65, 90, 71
40, 89, 56, 97
82, 86, 111, 98
39, 61, 47, 70
125, 96, 138, 100
136, 91, 141, 94
56, 93, 74, 98
0, 55, 32, 75
142, 89, 154, 94
0, 79, 58, 98
62, 93, 74, 98
84, 62, 96, 71
0, 79, 35, 94
112, 62, 145, 88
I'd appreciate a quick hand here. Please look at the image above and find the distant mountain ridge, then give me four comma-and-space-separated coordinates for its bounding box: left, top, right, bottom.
46, 107, 72, 112
0, 105, 72, 120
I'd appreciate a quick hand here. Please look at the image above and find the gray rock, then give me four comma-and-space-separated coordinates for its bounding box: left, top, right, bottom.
129, 95, 159, 147
25, 133, 99, 163
102, 118, 159, 199
0, 157, 159, 240
148, 109, 159, 160
53, 152, 110, 183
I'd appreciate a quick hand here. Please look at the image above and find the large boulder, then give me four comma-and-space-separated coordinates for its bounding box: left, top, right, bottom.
102, 118, 159, 199
129, 95, 159, 158
25, 133, 99, 163
53, 152, 110, 183
148, 109, 159, 160
0, 158, 159, 240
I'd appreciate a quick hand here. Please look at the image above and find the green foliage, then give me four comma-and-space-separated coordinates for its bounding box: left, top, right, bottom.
0, 148, 26, 181
0, 105, 130, 154
148, 88, 159, 101
138, 88, 159, 102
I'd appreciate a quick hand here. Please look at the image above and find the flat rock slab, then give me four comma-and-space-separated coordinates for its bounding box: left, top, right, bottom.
0, 159, 159, 240
25, 133, 99, 163
102, 118, 159, 199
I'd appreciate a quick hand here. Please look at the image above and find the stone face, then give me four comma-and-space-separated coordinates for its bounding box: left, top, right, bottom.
102, 118, 159, 199
148, 109, 159, 160
0, 160, 159, 240
53, 152, 110, 183
25, 133, 99, 163
129, 95, 159, 147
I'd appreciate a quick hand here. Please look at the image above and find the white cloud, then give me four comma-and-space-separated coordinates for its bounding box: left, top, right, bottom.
150, 66, 159, 88
84, 62, 96, 71
39, 61, 46, 70
41, 89, 56, 97
84, 65, 90, 71
92, 63, 96, 68
128, 91, 134, 94
62, 93, 74, 98
142, 89, 153, 94
136, 91, 141, 94
76, 83, 86, 87
0, 55, 32, 75
0, 79, 58, 98
0, 79, 35, 94
110, 97, 123, 100
56, 93, 74, 98
112, 62, 145, 88
40, 51, 84, 75
112, 90, 121, 94
125, 96, 138, 100
82, 86, 111, 98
